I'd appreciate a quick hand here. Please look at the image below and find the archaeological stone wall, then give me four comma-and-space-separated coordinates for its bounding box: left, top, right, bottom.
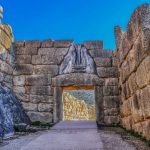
13, 40, 120, 125
0, 23, 14, 88
114, 4, 150, 139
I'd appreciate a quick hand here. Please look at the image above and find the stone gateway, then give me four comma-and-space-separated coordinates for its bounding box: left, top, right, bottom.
0, 3, 149, 140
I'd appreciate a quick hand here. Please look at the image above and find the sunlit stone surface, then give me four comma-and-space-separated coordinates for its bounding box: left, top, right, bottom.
63, 90, 96, 120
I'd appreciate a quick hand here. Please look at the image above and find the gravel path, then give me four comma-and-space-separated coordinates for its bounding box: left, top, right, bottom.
0, 121, 137, 150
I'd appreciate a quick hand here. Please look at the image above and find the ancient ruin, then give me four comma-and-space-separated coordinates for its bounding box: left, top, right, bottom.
0, 3, 149, 140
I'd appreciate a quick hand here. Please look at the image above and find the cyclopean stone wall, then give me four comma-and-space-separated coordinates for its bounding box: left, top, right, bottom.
0, 22, 14, 88
13, 40, 120, 125
114, 4, 150, 139
0, 7, 30, 139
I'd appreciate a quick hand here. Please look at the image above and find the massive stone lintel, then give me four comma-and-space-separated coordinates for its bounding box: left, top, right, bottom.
59, 44, 97, 75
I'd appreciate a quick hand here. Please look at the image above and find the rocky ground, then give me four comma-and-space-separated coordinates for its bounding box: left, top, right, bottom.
0, 121, 149, 150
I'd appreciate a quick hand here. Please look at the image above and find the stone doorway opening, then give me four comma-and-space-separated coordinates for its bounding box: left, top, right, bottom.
62, 86, 96, 121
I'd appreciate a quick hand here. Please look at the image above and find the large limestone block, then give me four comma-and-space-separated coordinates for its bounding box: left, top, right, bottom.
104, 116, 120, 125
103, 86, 119, 96
31, 55, 42, 65
26, 86, 52, 96
105, 78, 119, 86
0, 85, 30, 138
27, 111, 53, 123
34, 65, 58, 77
120, 60, 130, 83
103, 96, 119, 108
13, 76, 25, 86
4, 75, 13, 84
97, 67, 118, 78
13, 86, 25, 94
15, 55, 31, 64
38, 103, 52, 112
94, 57, 112, 67
30, 95, 53, 104
39, 48, 68, 65
16, 93, 30, 102
136, 56, 150, 88
25, 40, 41, 48
121, 116, 133, 130
89, 49, 113, 58
21, 102, 37, 111
38, 48, 55, 55
41, 40, 54, 48
16, 47, 38, 55
53, 73, 104, 86
142, 121, 150, 139
25, 75, 51, 86
104, 108, 119, 116
128, 73, 138, 95
139, 85, 150, 119
14, 41, 25, 47
53, 40, 73, 48
130, 94, 144, 123
84, 40, 103, 49
1, 62, 13, 75
13, 64, 33, 75
120, 99, 131, 117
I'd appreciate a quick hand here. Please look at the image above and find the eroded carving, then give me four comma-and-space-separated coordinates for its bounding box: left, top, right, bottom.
59, 44, 97, 74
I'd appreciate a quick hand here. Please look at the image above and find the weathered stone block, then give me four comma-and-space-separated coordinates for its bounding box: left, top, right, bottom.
139, 85, 150, 119
34, 65, 58, 77
15, 55, 31, 64
41, 40, 54, 48
120, 60, 130, 83
89, 49, 113, 58
1, 62, 13, 75
121, 116, 133, 130
38, 103, 52, 112
104, 116, 120, 125
27, 111, 53, 123
38, 48, 54, 55
16, 47, 38, 55
128, 73, 138, 95
25, 75, 51, 86
94, 57, 112, 67
0, 72, 4, 82
39, 48, 68, 65
13, 86, 25, 94
30, 95, 53, 104
104, 108, 119, 116
120, 99, 131, 117
41, 55, 58, 65
105, 78, 119, 86
16, 93, 30, 102
53, 73, 104, 86
97, 67, 118, 78
103, 86, 119, 96
14, 41, 25, 47
130, 94, 144, 123
112, 56, 119, 67
84, 40, 103, 49
32, 55, 42, 65
53, 40, 73, 48
25, 40, 41, 48
103, 96, 119, 108
26, 86, 52, 96
142, 121, 150, 140
13, 64, 33, 75
21, 102, 37, 111
13, 76, 25, 86
136, 56, 150, 88
4, 75, 13, 83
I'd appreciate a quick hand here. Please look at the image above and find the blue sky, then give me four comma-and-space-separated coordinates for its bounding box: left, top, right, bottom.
1, 0, 150, 49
